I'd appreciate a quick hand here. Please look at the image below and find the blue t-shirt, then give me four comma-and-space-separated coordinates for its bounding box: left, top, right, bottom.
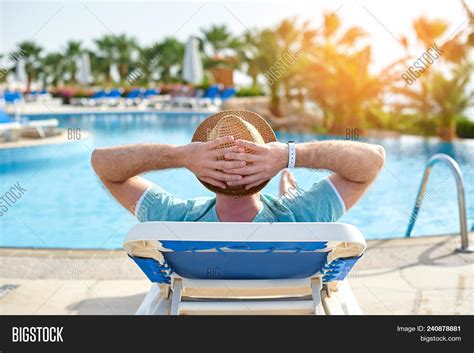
136, 177, 346, 223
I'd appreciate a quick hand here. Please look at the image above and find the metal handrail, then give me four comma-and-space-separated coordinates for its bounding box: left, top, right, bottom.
405, 153, 473, 253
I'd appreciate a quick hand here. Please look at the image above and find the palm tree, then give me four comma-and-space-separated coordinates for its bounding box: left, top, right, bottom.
0, 53, 7, 83
62, 40, 83, 85
200, 25, 242, 73
245, 19, 316, 116
396, 16, 471, 140
301, 12, 406, 133
131, 42, 162, 84
460, 0, 474, 46
94, 35, 117, 85
41, 52, 64, 86
236, 30, 261, 87
274, 18, 317, 101
114, 34, 139, 80
94, 34, 139, 84
432, 64, 473, 138
200, 25, 240, 58
253, 29, 283, 115
13, 41, 43, 92
155, 37, 184, 83
87, 49, 105, 85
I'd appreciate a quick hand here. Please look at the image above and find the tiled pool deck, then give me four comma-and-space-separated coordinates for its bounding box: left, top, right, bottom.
0, 233, 472, 315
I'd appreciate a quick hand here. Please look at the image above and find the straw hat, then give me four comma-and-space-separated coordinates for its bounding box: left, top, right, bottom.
192, 110, 277, 196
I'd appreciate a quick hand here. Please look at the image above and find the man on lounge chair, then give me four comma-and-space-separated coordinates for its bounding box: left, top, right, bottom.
91, 110, 384, 223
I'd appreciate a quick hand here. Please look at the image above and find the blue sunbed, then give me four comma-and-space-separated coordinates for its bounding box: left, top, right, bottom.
106, 89, 122, 98
203, 85, 220, 99
3, 91, 23, 104
124, 222, 366, 315
143, 88, 159, 98
219, 87, 236, 100
91, 90, 107, 99
126, 88, 143, 99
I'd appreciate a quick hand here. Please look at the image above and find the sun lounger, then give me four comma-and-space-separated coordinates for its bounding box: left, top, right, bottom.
126, 89, 142, 99
25, 90, 52, 102
104, 89, 122, 107
143, 88, 159, 98
204, 85, 220, 99
0, 105, 62, 140
107, 88, 122, 98
3, 91, 24, 105
91, 90, 107, 99
0, 122, 22, 142
72, 90, 105, 107
77, 89, 124, 107
123, 89, 142, 107
82, 90, 108, 106
124, 222, 365, 315
20, 118, 61, 138
220, 87, 236, 100
158, 96, 219, 112
0, 109, 21, 142
199, 85, 223, 107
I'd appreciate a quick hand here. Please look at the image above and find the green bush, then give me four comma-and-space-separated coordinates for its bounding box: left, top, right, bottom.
236, 86, 263, 97
456, 116, 474, 139
365, 108, 394, 130
313, 125, 328, 134
193, 83, 210, 91
383, 113, 437, 137
0, 69, 8, 83
72, 91, 90, 98
413, 117, 438, 137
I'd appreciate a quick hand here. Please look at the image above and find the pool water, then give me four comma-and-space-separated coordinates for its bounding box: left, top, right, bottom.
1, 112, 473, 249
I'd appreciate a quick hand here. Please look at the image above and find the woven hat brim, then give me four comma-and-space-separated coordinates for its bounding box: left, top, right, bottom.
192, 110, 277, 197
192, 110, 277, 144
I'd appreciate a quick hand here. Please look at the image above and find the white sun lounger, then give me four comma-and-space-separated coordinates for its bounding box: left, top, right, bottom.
20, 118, 60, 138
0, 122, 22, 142
124, 222, 366, 315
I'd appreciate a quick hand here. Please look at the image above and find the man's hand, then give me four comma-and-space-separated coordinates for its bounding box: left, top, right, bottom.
181, 136, 248, 189
222, 139, 288, 189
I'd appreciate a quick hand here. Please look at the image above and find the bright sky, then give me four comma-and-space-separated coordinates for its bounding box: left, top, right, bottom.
0, 0, 470, 84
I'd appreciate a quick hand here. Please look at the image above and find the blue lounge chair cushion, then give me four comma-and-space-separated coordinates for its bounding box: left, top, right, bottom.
220, 87, 236, 100
91, 90, 107, 99
106, 89, 122, 98
164, 252, 329, 279
129, 240, 361, 284
143, 88, 159, 97
4, 92, 23, 104
204, 85, 220, 99
126, 89, 142, 98
160, 240, 327, 252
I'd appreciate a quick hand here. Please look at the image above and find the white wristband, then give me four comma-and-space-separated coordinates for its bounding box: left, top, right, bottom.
287, 141, 296, 168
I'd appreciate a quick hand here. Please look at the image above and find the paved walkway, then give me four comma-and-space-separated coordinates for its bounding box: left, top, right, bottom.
1, 234, 472, 315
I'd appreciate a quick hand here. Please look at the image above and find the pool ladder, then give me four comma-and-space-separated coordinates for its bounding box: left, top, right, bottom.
405, 153, 473, 253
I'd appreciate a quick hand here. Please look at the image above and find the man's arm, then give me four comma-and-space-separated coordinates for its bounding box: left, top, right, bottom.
295, 141, 385, 210
91, 136, 245, 214
224, 139, 385, 210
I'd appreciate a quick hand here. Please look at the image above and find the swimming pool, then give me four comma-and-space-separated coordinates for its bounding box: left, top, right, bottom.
1, 112, 473, 249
